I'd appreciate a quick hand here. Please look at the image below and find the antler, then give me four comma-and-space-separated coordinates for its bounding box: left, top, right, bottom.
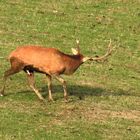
76, 39, 80, 53
90, 39, 113, 62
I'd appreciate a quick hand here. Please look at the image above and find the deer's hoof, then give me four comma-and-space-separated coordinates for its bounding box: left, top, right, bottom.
38, 97, 46, 102
0, 94, 4, 97
64, 98, 69, 103
48, 98, 54, 102
0, 91, 4, 97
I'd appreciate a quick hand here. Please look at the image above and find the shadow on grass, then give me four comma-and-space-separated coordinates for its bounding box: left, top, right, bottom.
5, 84, 137, 100
40, 84, 135, 99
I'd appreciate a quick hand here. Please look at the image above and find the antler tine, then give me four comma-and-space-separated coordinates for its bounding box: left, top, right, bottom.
76, 39, 80, 52
76, 39, 79, 44
108, 39, 111, 50
107, 39, 113, 55
105, 39, 112, 56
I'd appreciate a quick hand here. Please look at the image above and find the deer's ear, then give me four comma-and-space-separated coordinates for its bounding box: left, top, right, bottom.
71, 48, 79, 55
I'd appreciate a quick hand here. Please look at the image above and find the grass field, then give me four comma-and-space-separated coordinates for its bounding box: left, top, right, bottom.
0, 0, 140, 139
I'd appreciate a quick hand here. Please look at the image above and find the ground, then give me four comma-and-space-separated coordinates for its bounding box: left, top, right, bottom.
0, 0, 140, 140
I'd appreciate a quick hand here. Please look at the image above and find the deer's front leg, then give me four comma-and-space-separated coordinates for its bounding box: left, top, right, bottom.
54, 75, 68, 102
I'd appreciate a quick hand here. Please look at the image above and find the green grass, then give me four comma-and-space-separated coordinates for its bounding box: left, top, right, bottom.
0, 0, 140, 140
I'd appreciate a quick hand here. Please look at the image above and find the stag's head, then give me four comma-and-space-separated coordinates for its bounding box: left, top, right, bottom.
71, 39, 114, 63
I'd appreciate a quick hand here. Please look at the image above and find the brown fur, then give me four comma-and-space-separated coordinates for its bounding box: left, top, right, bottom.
9, 46, 84, 75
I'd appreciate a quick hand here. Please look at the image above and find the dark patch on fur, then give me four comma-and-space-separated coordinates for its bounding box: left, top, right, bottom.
23, 65, 45, 74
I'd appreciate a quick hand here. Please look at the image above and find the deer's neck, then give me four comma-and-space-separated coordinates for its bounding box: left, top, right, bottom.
63, 54, 83, 75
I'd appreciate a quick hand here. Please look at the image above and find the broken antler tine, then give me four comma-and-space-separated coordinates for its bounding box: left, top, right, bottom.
76, 39, 80, 44
76, 39, 80, 53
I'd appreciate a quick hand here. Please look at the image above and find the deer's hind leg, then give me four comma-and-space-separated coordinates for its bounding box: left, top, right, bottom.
26, 71, 45, 101
0, 58, 24, 96
46, 75, 53, 101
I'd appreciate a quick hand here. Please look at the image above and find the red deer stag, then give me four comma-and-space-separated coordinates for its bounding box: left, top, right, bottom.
0, 40, 113, 102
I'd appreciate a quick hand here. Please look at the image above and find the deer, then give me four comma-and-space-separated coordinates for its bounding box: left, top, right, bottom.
0, 39, 113, 102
